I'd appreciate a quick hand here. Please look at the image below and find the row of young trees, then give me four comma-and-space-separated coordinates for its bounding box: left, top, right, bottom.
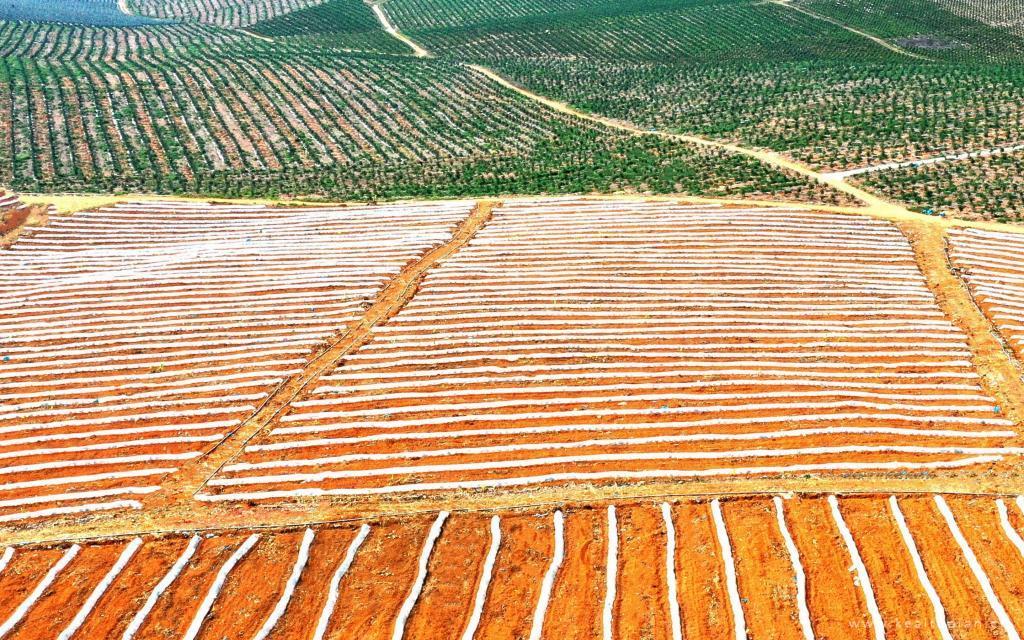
0, 16, 849, 205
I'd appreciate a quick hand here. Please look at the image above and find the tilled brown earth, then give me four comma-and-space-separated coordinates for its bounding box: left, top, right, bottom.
5, 197, 1024, 640
949, 227, 1024, 363
0, 200, 473, 524
207, 200, 1019, 506
1, 494, 1024, 640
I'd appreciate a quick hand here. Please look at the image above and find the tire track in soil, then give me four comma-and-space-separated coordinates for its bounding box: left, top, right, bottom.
896, 496, 1007, 640
942, 496, 1024, 633
323, 517, 432, 640
7, 543, 125, 640
193, 532, 301, 640
673, 501, 733, 640
543, 507, 605, 640
614, 504, 673, 640
403, 513, 490, 640
68, 537, 190, 640
261, 526, 362, 640
838, 496, 945, 640
473, 513, 555, 640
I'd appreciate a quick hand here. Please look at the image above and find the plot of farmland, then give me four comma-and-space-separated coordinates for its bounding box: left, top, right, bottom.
3, 494, 1024, 640
949, 228, 1024, 358
0, 200, 473, 524
203, 200, 1016, 504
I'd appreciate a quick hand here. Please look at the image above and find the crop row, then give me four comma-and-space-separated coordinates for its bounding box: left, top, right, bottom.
207, 201, 1013, 502
0, 200, 473, 524
4, 495, 1024, 639
490, 58, 1024, 172
804, 0, 1024, 63
383, 0, 1024, 204
937, 0, 1024, 39
127, 0, 328, 27
0, 25, 850, 203
949, 229, 1024, 361
0, 21, 249, 62
390, 0, 900, 64
855, 150, 1024, 222
383, 0, 617, 32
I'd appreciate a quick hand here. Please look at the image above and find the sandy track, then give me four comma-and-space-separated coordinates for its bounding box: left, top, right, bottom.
3, 494, 1024, 639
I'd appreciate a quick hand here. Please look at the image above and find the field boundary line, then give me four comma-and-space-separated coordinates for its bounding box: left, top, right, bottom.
138, 200, 497, 510
8, 485, 1024, 547
21, 191, 1024, 237
769, 0, 932, 60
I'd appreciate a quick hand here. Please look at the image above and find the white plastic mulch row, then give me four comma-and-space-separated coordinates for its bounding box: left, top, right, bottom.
210, 202, 1014, 501
949, 228, 1024, 354
0, 200, 472, 523
2, 496, 1024, 638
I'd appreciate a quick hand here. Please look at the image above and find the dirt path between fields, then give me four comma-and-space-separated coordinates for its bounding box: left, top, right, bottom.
465, 64, 905, 214
364, 0, 927, 213
0, 203, 48, 249
898, 219, 1024, 428
368, 1, 431, 57
769, 0, 932, 60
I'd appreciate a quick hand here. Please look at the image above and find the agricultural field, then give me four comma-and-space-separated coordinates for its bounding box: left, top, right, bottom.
203, 200, 1016, 505
855, 150, 1024, 222
4, 0, 1024, 629
249, 0, 410, 54
4, 495, 1024, 639
2, 197, 1024, 636
0, 200, 473, 524
0, 0, 164, 27
936, 0, 1024, 38
803, 0, 1024, 62
125, 0, 322, 27
378, 0, 1024, 214
949, 228, 1024, 361
0, 16, 850, 204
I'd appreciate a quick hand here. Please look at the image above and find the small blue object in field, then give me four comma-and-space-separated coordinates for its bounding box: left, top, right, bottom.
0, 0, 169, 26
1, 356, 8, 362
